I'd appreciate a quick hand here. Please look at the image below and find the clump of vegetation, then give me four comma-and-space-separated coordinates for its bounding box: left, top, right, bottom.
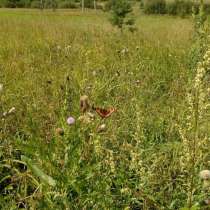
166, 0, 193, 17
108, 0, 135, 31
142, 0, 210, 17
143, 0, 166, 14
188, 0, 208, 70
0, 0, 99, 9
58, 0, 77, 9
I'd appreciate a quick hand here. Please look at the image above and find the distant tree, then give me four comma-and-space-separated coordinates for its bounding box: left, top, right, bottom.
108, 0, 135, 32
40, 0, 44, 9
81, 0, 96, 9
144, 0, 166, 14
4, 0, 16, 7
58, 0, 77, 9
93, 0, 96, 10
81, 0, 84, 11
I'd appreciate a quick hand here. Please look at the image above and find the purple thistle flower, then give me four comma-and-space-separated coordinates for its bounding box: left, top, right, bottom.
67, 116, 75, 125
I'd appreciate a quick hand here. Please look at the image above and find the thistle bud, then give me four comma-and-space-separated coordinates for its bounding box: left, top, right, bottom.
56, 128, 64, 136
80, 95, 90, 113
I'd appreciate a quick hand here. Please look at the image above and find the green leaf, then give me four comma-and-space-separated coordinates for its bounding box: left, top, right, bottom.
21, 155, 56, 187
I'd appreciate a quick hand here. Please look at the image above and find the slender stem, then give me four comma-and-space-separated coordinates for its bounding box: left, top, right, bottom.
188, 90, 199, 208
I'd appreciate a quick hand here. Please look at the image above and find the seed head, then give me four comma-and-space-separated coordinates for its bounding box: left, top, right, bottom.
80, 95, 90, 113
56, 128, 64, 136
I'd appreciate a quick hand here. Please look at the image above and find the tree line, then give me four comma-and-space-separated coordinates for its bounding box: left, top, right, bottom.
1, 0, 209, 18
0, 0, 106, 9
142, 0, 210, 17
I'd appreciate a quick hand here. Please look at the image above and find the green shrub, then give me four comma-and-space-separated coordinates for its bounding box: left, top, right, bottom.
1, 0, 33, 8
18, 0, 30, 7
178, 0, 193, 17
203, 3, 210, 14
144, 0, 166, 14
193, 3, 210, 14
166, 1, 177, 15
140, 0, 144, 9
2, 0, 16, 7
58, 1, 77, 8
104, 0, 112, 11
144, 0, 210, 16
166, 0, 193, 17
30, 0, 41, 8
80, 0, 94, 9
96, 4, 103, 10
44, 0, 58, 9
166, 1, 210, 16
109, 0, 134, 31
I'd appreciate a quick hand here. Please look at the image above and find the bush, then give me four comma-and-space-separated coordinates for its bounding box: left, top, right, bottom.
79, 0, 94, 9
1, 0, 33, 8
203, 3, 210, 14
193, 3, 210, 14
143, 0, 210, 16
104, 0, 116, 11
166, 1, 210, 17
96, 4, 103, 10
0, 0, 31, 8
44, 0, 58, 9
30, 0, 41, 8
166, 0, 193, 17
58, 1, 77, 8
2, 0, 17, 8
166, 1, 177, 15
17, 0, 30, 7
139, 0, 144, 9
144, 0, 166, 14
109, 0, 134, 30
104, 0, 112, 11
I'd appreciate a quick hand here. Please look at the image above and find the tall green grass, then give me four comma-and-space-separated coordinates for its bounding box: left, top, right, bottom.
0, 9, 209, 210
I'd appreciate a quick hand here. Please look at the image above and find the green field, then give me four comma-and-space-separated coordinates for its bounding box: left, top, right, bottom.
0, 8, 209, 210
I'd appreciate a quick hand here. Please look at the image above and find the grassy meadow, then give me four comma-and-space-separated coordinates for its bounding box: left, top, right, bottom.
0, 8, 209, 210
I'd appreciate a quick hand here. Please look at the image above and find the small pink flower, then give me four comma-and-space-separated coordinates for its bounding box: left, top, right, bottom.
67, 117, 75, 125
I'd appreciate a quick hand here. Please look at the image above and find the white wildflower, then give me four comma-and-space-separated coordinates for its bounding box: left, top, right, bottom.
0, 84, 3, 93
2, 112, 7, 117
199, 170, 210, 180
8, 107, 16, 114
121, 48, 129, 55
97, 124, 106, 133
